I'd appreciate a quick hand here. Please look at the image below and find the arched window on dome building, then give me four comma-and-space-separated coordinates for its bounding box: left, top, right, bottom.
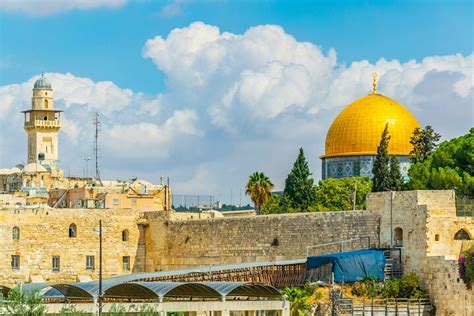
44, 100, 48, 109
69, 223, 77, 238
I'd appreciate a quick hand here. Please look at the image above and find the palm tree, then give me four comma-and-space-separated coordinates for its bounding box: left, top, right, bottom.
245, 171, 274, 215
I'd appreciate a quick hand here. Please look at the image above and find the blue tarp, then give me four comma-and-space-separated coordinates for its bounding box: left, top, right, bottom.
307, 249, 386, 283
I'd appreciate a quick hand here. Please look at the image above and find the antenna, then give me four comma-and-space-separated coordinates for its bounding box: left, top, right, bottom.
93, 112, 103, 186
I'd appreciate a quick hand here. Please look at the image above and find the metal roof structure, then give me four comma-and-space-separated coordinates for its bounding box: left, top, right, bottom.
18, 281, 282, 301
104, 282, 281, 300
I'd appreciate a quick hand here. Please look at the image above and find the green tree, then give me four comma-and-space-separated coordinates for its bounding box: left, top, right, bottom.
260, 194, 297, 214
389, 155, 404, 191
282, 287, 311, 316
372, 124, 392, 192
245, 171, 274, 215
410, 125, 441, 163
283, 148, 317, 210
1, 287, 46, 315
408, 128, 474, 197
312, 177, 372, 211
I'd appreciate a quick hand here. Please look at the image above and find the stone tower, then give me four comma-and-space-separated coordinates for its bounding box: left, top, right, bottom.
22, 74, 62, 168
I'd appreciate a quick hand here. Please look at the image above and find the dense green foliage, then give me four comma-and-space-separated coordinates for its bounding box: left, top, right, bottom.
372, 124, 392, 192
282, 287, 311, 316
458, 245, 474, 289
313, 177, 372, 211
282, 284, 323, 316
283, 148, 317, 210
408, 128, 474, 197
389, 155, 404, 191
0, 287, 46, 315
410, 125, 441, 163
351, 274, 424, 299
245, 171, 274, 214
261, 177, 372, 214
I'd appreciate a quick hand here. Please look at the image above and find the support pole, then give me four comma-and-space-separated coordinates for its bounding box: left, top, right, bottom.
98, 220, 103, 316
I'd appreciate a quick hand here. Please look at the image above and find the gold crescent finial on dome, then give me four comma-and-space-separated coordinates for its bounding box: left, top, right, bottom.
372, 72, 377, 94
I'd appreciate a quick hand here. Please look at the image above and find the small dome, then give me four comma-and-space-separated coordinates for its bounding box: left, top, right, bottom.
34, 73, 52, 90
23, 163, 48, 173
323, 93, 420, 158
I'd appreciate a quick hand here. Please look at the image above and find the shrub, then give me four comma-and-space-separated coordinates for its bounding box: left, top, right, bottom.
0, 287, 46, 315
351, 273, 424, 299
458, 246, 474, 289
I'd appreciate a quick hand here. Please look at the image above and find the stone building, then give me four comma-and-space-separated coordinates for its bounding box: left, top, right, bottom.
0, 74, 170, 211
0, 190, 472, 314
320, 74, 420, 180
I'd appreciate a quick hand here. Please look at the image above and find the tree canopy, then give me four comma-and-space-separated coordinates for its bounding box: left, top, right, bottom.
283, 148, 317, 210
245, 171, 274, 214
313, 177, 373, 212
410, 125, 441, 163
408, 128, 474, 197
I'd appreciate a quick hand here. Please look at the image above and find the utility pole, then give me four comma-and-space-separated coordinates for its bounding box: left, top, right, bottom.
93, 113, 103, 185
98, 220, 103, 315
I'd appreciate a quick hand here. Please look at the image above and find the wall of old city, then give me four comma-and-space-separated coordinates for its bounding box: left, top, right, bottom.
367, 190, 474, 315
0, 207, 143, 288
143, 210, 380, 271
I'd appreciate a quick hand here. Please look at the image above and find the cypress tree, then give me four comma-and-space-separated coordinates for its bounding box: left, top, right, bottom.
389, 155, 404, 191
372, 124, 392, 192
284, 148, 317, 210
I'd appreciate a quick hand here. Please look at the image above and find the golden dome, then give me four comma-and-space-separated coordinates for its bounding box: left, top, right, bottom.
323, 93, 420, 158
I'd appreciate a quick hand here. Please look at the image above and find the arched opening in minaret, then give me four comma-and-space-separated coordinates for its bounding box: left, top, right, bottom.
44, 116, 47, 120
44, 100, 48, 109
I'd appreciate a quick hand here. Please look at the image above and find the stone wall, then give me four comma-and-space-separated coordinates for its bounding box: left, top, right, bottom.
367, 190, 474, 315
0, 207, 142, 287
144, 210, 380, 271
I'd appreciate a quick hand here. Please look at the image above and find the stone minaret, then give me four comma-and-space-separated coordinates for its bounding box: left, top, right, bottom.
22, 73, 62, 168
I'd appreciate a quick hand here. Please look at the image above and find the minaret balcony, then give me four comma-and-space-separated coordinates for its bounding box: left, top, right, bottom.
24, 120, 61, 129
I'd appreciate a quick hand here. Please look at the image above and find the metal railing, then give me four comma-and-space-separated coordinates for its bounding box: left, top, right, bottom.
336, 297, 433, 315
306, 237, 371, 257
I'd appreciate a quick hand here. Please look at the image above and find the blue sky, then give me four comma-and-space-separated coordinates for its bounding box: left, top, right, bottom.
0, 0, 472, 203
1, 0, 472, 92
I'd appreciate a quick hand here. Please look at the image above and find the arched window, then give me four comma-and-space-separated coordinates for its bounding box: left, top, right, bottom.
454, 229, 471, 240
394, 227, 403, 247
44, 116, 47, 121
12, 226, 20, 240
44, 100, 48, 109
69, 223, 77, 238
122, 229, 129, 242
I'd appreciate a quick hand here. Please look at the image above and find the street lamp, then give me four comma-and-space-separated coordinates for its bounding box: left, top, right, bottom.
84, 157, 91, 178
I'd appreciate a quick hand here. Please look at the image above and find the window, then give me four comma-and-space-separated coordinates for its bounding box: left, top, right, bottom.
12, 226, 20, 240
11, 255, 20, 269
394, 227, 403, 247
454, 229, 471, 240
52, 256, 60, 271
113, 198, 119, 206
86, 256, 95, 270
435, 234, 440, 241
131, 198, 137, 206
69, 223, 77, 237
44, 116, 47, 120
122, 256, 130, 271
122, 230, 129, 242
44, 100, 48, 109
